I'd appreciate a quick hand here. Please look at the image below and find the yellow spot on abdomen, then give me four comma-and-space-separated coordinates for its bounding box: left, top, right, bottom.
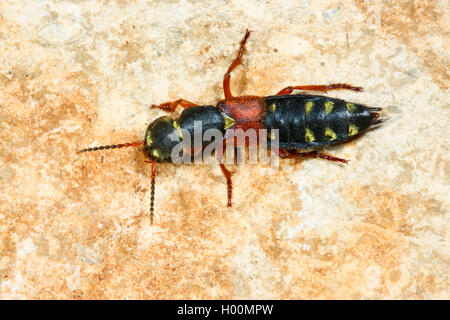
305, 101, 314, 115
267, 103, 276, 113
346, 103, 356, 113
349, 124, 359, 136
325, 127, 337, 140
325, 101, 334, 115
305, 128, 315, 142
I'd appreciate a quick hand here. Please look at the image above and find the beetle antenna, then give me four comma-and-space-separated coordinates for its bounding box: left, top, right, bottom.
150, 158, 157, 224
76, 140, 144, 153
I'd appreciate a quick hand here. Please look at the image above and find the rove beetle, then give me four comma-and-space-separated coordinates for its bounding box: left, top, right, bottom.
77, 30, 385, 223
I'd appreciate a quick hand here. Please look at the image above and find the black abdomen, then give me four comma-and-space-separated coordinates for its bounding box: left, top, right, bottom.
263, 94, 380, 149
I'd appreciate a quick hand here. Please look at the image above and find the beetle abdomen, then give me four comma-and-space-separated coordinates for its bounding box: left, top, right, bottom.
263, 94, 381, 149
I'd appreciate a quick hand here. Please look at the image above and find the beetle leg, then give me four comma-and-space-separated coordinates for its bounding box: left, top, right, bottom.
223, 29, 252, 99
274, 149, 349, 164
215, 140, 225, 164
151, 99, 198, 113
276, 83, 363, 95
219, 163, 233, 207
216, 140, 234, 207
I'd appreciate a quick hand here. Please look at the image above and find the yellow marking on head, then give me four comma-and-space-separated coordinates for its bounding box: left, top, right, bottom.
346, 103, 356, 113
146, 134, 153, 147
325, 127, 337, 140
151, 148, 162, 159
267, 103, 276, 113
305, 128, 315, 142
305, 101, 314, 115
223, 114, 235, 130
172, 119, 183, 139
349, 124, 359, 136
325, 101, 334, 115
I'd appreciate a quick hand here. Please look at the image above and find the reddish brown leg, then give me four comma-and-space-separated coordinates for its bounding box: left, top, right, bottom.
216, 140, 234, 207
219, 164, 233, 207
151, 99, 198, 113
215, 140, 225, 164
276, 83, 363, 95
274, 149, 349, 164
223, 30, 252, 99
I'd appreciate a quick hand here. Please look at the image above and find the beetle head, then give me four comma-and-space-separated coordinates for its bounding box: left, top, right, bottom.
144, 116, 183, 162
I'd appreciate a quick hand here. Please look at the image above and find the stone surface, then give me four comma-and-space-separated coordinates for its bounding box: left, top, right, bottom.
0, 0, 448, 299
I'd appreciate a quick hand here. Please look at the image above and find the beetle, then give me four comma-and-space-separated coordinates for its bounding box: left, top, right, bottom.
77, 30, 385, 223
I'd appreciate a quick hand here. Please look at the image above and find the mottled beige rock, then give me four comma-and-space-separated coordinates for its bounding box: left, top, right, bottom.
0, 0, 448, 299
